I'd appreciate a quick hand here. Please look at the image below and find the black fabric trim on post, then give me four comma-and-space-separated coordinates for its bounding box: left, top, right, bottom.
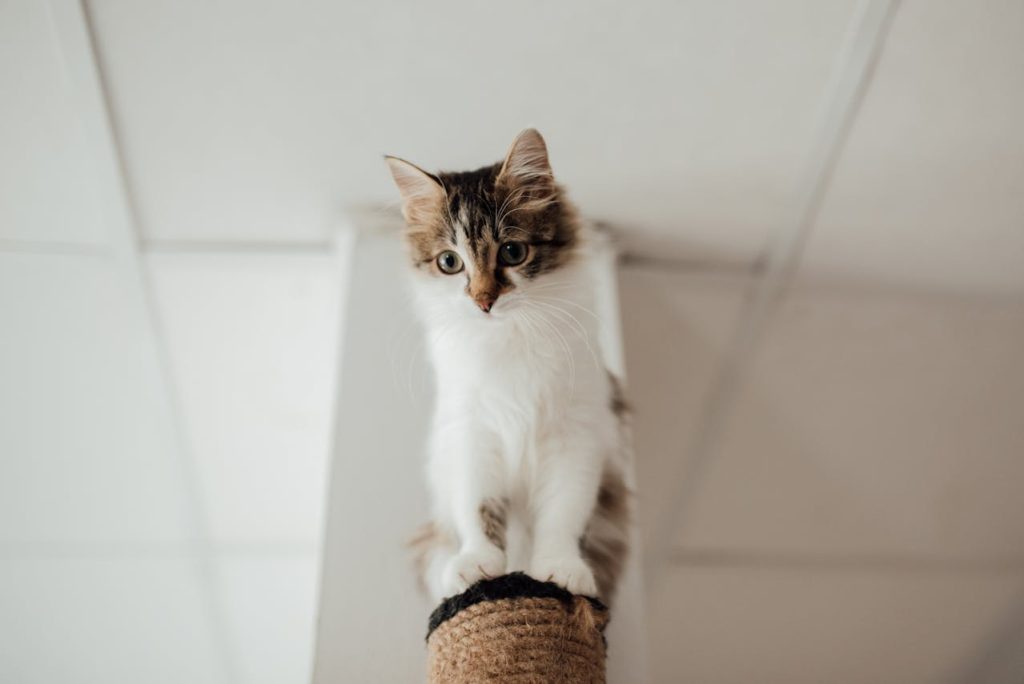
426, 572, 607, 640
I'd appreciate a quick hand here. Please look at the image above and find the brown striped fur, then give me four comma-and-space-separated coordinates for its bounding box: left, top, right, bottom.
580, 467, 632, 604
480, 498, 509, 551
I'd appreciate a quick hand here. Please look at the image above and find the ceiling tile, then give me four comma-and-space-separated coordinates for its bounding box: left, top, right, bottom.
650, 566, 1024, 683
0, 556, 225, 683
0, 253, 193, 544
88, 0, 857, 263
802, 0, 1024, 294
674, 286, 1024, 558
0, 1, 106, 246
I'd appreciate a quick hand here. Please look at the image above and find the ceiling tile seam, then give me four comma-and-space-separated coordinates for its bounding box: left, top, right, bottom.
0, 541, 323, 559
141, 238, 336, 254
47, 2, 241, 682
667, 548, 1024, 576
645, 0, 902, 594
619, 250, 761, 277
0, 238, 111, 257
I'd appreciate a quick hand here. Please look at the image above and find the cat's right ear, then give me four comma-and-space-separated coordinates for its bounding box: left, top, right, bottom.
384, 156, 445, 226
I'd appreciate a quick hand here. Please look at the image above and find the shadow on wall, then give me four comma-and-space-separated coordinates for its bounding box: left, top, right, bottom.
616, 263, 1024, 682
952, 595, 1024, 684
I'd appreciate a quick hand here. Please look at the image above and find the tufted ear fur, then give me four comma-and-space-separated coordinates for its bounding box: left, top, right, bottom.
385, 155, 445, 226
496, 129, 557, 213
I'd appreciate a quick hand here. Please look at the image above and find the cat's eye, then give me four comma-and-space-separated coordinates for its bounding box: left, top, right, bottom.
498, 241, 528, 266
436, 250, 463, 274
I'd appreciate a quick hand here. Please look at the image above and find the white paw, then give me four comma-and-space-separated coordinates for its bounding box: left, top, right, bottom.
531, 555, 598, 596
441, 546, 506, 597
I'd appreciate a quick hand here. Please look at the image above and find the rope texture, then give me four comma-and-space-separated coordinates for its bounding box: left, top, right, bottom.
427, 595, 609, 683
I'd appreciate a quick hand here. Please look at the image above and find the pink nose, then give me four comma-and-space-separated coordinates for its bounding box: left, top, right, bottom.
474, 294, 496, 313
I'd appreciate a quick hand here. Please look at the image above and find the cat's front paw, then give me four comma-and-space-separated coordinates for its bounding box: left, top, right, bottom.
531, 556, 598, 597
441, 545, 506, 597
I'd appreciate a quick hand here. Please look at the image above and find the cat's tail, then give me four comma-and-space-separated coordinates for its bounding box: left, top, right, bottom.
409, 521, 457, 602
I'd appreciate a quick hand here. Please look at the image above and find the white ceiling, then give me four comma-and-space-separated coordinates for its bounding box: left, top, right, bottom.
621, 265, 1024, 682
801, 0, 1024, 294
674, 282, 1024, 557
0, 1, 105, 247
85, 0, 1023, 294
86, 0, 856, 255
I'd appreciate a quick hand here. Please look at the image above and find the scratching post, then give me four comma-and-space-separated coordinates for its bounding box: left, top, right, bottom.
426, 573, 610, 683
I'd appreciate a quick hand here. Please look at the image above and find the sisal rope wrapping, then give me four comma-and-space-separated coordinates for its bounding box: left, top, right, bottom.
426, 574, 610, 683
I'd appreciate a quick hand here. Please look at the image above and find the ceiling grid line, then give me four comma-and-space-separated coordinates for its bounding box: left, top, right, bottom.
45, 2, 241, 682
646, 0, 901, 590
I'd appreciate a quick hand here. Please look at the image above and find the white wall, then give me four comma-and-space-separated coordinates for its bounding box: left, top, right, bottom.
313, 229, 650, 683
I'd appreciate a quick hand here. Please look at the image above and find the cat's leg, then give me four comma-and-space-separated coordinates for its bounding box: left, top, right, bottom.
529, 437, 603, 597
579, 467, 631, 605
436, 427, 509, 597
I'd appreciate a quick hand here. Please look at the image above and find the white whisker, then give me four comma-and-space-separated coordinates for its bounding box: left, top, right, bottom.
529, 300, 601, 372
532, 295, 601, 321
522, 306, 576, 396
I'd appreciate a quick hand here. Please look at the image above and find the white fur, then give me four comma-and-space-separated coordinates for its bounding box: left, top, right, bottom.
410, 226, 624, 600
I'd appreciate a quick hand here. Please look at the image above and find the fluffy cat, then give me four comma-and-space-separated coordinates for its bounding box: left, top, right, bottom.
386, 129, 630, 604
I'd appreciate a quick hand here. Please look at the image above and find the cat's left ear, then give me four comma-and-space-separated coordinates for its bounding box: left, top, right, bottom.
496, 128, 557, 211
384, 156, 445, 226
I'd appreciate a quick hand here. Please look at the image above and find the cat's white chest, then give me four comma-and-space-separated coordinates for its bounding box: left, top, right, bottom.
430, 318, 583, 456
448, 328, 563, 413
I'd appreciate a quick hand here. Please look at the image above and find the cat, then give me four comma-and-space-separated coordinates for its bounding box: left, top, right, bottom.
386, 129, 630, 604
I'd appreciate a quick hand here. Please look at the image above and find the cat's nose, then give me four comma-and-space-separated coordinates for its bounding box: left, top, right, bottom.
474, 294, 496, 313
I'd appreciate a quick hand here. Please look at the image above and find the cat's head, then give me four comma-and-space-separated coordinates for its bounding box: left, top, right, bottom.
385, 129, 578, 319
